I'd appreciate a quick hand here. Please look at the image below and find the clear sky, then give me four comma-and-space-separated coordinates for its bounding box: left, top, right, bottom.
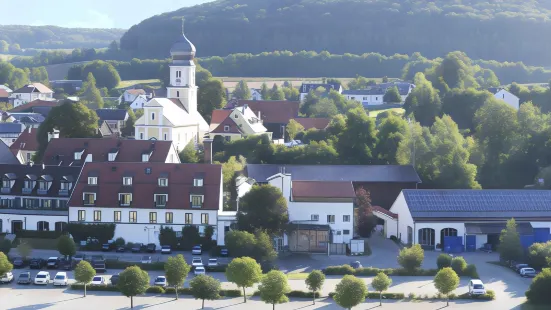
0, 0, 211, 29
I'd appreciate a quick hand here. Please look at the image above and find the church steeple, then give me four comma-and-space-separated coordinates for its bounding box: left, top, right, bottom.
170, 17, 196, 61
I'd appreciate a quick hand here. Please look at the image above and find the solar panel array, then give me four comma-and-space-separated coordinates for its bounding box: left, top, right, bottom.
403, 190, 551, 214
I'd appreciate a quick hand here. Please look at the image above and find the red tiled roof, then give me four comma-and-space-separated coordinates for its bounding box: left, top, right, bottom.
125, 89, 146, 96
32, 83, 53, 93
68, 162, 222, 210
292, 181, 356, 199
0, 89, 9, 98
373, 205, 398, 219
9, 100, 59, 113
210, 110, 232, 125
211, 115, 242, 134
42, 138, 176, 166
236, 100, 299, 124
292, 118, 331, 130
9, 128, 39, 151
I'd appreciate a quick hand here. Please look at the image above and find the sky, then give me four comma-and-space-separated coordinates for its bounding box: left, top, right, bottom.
0, 0, 211, 29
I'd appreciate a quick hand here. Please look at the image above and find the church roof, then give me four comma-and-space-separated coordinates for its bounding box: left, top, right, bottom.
170, 21, 196, 56
137, 98, 208, 131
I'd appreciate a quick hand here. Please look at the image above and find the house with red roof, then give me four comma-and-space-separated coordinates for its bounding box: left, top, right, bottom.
209, 105, 271, 142
10, 127, 39, 164
9, 83, 54, 107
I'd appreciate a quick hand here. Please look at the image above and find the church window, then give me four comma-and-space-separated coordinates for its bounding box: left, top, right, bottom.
176, 71, 182, 78
177, 91, 180, 97
164, 134, 167, 140
151, 113, 155, 120
140, 133, 144, 140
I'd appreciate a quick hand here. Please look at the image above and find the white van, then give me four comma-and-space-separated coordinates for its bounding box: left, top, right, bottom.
34, 271, 50, 285
468, 279, 486, 296
53, 272, 68, 286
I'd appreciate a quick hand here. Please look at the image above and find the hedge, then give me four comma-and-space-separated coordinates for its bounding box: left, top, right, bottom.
253, 290, 321, 298
145, 286, 165, 294
105, 260, 165, 271
70, 284, 119, 292
327, 290, 495, 301
323, 265, 476, 277
70, 284, 241, 297
15, 230, 64, 239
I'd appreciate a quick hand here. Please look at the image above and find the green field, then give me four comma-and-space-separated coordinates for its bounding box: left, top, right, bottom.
116, 79, 161, 89
219, 77, 395, 91
0, 54, 18, 61
367, 107, 405, 118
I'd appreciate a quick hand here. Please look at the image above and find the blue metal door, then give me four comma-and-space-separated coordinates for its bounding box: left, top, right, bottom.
534, 228, 550, 243
466, 235, 476, 252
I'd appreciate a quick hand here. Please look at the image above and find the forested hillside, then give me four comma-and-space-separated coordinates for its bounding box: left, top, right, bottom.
0, 25, 125, 49
121, 0, 551, 65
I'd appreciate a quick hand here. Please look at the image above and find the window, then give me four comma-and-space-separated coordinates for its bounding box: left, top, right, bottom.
191, 195, 203, 208
60, 182, 70, 190
114, 211, 121, 222
129, 211, 137, 223
343, 215, 350, 222
185, 213, 193, 224
176, 71, 182, 78
151, 113, 155, 120
149, 212, 157, 224
119, 193, 132, 206
38, 181, 48, 190
165, 212, 173, 224
122, 177, 133, 186
2, 178, 10, 188
155, 194, 168, 207
176, 91, 180, 97
24, 180, 34, 189
311, 214, 319, 221
343, 230, 350, 235
363, 96, 367, 100
26, 153, 31, 162
93, 210, 101, 222
201, 213, 209, 224
108, 153, 116, 161
158, 178, 168, 187
74, 151, 82, 160
327, 215, 335, 224
83, 193, 95, 205
193, 178, 203, 187
42, 200, 51, 209
140, 133, 144, 140
142, 154, 149, 162
224, 125, 230, 132
225, 136, 231, 142
350, 96, 355, 100
376, 97, 378, 100
88, 177, 97, 185
164, 133, 167, 140
78, 210, 86, 222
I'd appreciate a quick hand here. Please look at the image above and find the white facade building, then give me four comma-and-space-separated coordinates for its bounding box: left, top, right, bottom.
129, 95, 149, 110
250, 89, 262, 101
490, 88, 520, 110
9, 83, 54, 107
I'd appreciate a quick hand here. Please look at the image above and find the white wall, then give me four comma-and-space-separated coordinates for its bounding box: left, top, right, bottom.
388, 192, 414, 243
475, 234, 488, 249
0, 213, 67, 233
415, 222, 466, 248
130, 97, 148, 110
530, 222, 551, 229
495, 90, 520, 110
345, 94, 384, 106
172, 125, 199, 151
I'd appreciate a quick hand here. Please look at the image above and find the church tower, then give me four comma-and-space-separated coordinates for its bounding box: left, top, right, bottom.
167, 19, 197, 114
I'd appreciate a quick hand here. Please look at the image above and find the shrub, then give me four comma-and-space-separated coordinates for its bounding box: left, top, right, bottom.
16, 230, 63, 239
526, 268, 551, 304
397, 244, 424, 272
146, 286, 165, 294
366, 292, 404, 299
323, 265, 355, 275
105, 260, 165, 271
287, 290, 320, 298
437, 254, 452, 269
527, 242, 551, 270
407, 292, 416, 299
457, 290, 495, 300
451, 257, 467, 274
219, 289, 242, 297
114, 237, 125, 246
164, 287, 192, 295
70, 284, 119, 292
463, 264, 479, 278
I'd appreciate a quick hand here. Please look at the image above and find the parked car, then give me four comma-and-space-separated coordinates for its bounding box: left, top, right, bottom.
220, 248, 228, 257
17, 272, 32, 284
161, 245, 171, 254
194, 266, 206, 276
146, 243, 156, 253
46, 257, 59, 269
350, 261, 363, 269
154, 276, 167, 287
110, 274, 120, 286
192, 245, 202, 255
520, 267, 537, 277
141, 256, 152, 264
91, 255, 106, 272
468, 279, 486, 296
116, 246, 126, 253
29, 258, 45, 269
131, 243, 144, 253
515, 264, 529, 272
208, 259, 218, 267
53, 272, 69, 286
0, 272, 14, 284
101, 244, 112, 252
59, 258, 73, 270
34, 271, 50, 285
73, 254, 86, 263
192, 257, 203, 267
91, 276, 105, 285
12, 258, 25, 268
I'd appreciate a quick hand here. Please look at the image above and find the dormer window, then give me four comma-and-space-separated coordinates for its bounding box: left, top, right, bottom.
88, 177, 98, 185
123, 177, 133, 186
74, 150, 84, 160
142, 154, 150, 162
190, 195, 203, 208
108, 152, 117, 162
2, 178, 10, 188
83, 192, 96, 205
155, 194, 168, 207
193, 178, 203, 187
158, 178, 168, 187
119, 193, 132, 206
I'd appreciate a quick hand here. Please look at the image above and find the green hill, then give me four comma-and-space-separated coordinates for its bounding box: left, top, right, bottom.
0, 25, 125, 49
119, 0, 551, 65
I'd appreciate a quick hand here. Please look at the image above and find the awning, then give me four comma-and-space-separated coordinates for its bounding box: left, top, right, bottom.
465, 222, 533, 235
287, 223, 330, 231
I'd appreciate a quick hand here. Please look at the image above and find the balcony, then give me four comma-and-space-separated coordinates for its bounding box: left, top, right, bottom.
22, 188, 33, 194
1, 187, 10, 194
59, 189, 69, 196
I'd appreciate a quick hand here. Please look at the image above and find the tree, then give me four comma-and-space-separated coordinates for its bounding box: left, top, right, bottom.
9, 68, 28, 90
121, 108, 136, 137
329, 107, 377, 164
403, 73, 442, 126
57, 235, 76, 258
233, 80, 251, 99
159, 226, 178, 248
179, 140, 200, 163
436, 254, 452, 269
425, 51, 481, 94
450, 256, 467, 274
81, 60, 121, 89
30, 67, 49, 85
114, 237, 125, 246
17, 242, 32, 260
79, 72, 104, 108
442, 88, 497, 131
164, 254, 191, 300
225, 230, 256, 258
286, 119, 304, 141
310, 98, 338, 117
375, 113, 408, 164
434, 267, 460, 306
118, 266, 150, 309
525, 268, 551, 305
397, 244, 424, 272
0, 40, 8, 53
333, 275, 367, 310
8, 43, 21, 54
355, 187, 377, 237
220, 155, 246, 210
528, 242, 551, 270
260, 82, 271, 100
225, 257, 262, 303
498, 218, 524, 263
198, 78, 226, 122
383, 86, 401, 103
305, 270, 325, 305
282, 86, 300, 101
36, 101, 99, 160
371, 272, 392, 306
189, 275, 220, 309
237, 185, 288, 235
74, 260, 96, 297
259, 270, 290, 310
269, 83, 285, 100
0, 252, 13, 277
0, 239, 12, 255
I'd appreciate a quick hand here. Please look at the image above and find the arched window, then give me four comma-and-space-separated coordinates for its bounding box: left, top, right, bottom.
151, 113, 155, 120
55, 222, 66, 232
418, 228, 435, 246
37, 221, 49, 231
440, 228, 458, 248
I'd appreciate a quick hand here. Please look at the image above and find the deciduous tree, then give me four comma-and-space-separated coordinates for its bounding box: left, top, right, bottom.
190, 274, 221, 309
383, 86, 401, 103
286, 119, 304, 141
305, 270, 325, 305
225, 257, 262, 303
237, 185, 288, 235
179, 140, 200, 163
498, 218, 523, 263
0, 252, 13, 277
79, 72, 104, 108
74, 261, 96, 297
17, 242, 32, 260
233, 80, 251, 100
164, 254, 191, 300
397, 244, 424, 272
198, 78, 226, 122
57, 235, 76, 258
404, 72, 441, 126
260, 82, 270, 100
333, 275, 367, 310
525, 268, 551, 305
371, 272, 392, 306
118, 266, 150, 308
434, 267, 460, 306
259, 270, 290, 310
269, 83, 285, 100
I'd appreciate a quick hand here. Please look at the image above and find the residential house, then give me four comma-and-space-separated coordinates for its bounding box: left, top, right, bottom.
488, 88, 520, 110
0, 85, 12, 93
0, 164, 81, 233
224, 99, 299, 140
8, 99, 60, 115
250, 88, 262, 100
0, 123, 25, 147
49, 80, 83, 94
343, 82, 415, 106
129, 94, 150, 110
209, 105, 270, 142
2, 112, 45, 128
291, 118, 331, 130
67, 162, 223, 247
0, 140, 20, 164
209, 110, 232, 132
0, 88, 10, 104
134, 26, 209, 151
299, 82, 343, 102
122, 89, 146, 103
42, 138, 181, 166
383, 190, 551, 250
95, 109, 129, 135
98, 121, 116, 138
10, 128, 39, 164
9, 83, 54, 107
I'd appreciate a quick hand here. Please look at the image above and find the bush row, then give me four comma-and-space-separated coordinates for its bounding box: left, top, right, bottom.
327, 290, 495, 301
253, 290, 321, 298
103, 259, 226, 272
70, 284, 241, 296
323, 263, 479, 278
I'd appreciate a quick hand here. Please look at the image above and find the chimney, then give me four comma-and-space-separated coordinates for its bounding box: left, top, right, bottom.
203, 139, 213, 164
27, 127, 32, 134
257, 111, 261, 120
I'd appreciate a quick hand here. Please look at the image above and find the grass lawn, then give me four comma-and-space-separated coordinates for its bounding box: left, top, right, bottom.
367, 107, 405, 118
219, 77, 398, 91
286, 272, 309, 280
116, 79, 161, 89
